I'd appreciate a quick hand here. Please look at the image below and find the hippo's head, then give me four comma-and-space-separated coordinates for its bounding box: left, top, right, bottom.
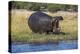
51, 16, 63, 33
52, 16, 63, 20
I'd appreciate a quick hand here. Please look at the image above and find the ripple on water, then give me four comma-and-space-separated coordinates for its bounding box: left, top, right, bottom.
11, 40, 78, 53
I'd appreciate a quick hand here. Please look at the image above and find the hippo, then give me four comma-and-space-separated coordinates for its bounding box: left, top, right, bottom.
28, 11, 63, 34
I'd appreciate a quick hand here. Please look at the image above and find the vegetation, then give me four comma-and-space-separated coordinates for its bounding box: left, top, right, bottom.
9, 1, 78, 12
10, 10, 78, 44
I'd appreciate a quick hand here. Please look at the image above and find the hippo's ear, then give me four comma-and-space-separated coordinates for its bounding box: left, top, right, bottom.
58, 16, 64, 20
59, 16, 63, 20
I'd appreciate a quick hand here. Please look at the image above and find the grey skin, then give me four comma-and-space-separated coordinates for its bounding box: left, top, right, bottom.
28, 11, 63, 34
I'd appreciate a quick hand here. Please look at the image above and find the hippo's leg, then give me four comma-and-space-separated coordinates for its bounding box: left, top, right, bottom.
46, 30, 49, 34
38, 30, 43, 34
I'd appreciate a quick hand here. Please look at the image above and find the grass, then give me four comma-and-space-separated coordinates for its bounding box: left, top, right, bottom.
10, 9, 78, 44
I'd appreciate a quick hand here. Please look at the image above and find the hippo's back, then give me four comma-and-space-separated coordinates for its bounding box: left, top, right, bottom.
28, 11, 52, 33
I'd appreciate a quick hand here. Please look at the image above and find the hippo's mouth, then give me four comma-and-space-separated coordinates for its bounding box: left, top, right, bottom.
53, 28, 60, 33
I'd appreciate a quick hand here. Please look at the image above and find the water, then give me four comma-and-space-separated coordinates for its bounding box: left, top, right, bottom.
11, 40, 78, 53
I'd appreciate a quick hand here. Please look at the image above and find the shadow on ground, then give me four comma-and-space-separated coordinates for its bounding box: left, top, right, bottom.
50, 32, 70, 35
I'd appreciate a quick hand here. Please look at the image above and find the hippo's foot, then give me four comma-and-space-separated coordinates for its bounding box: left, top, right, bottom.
52, 32, 66, 35
53, 32, 60, 34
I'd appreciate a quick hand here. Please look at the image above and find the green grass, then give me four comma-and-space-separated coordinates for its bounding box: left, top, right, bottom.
10, 9, 78, 44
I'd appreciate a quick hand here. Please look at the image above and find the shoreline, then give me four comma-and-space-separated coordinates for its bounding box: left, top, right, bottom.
11, 39, 78, 45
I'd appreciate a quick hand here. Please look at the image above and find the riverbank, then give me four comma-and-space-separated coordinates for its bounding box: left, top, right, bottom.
11, 32, 78, 44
